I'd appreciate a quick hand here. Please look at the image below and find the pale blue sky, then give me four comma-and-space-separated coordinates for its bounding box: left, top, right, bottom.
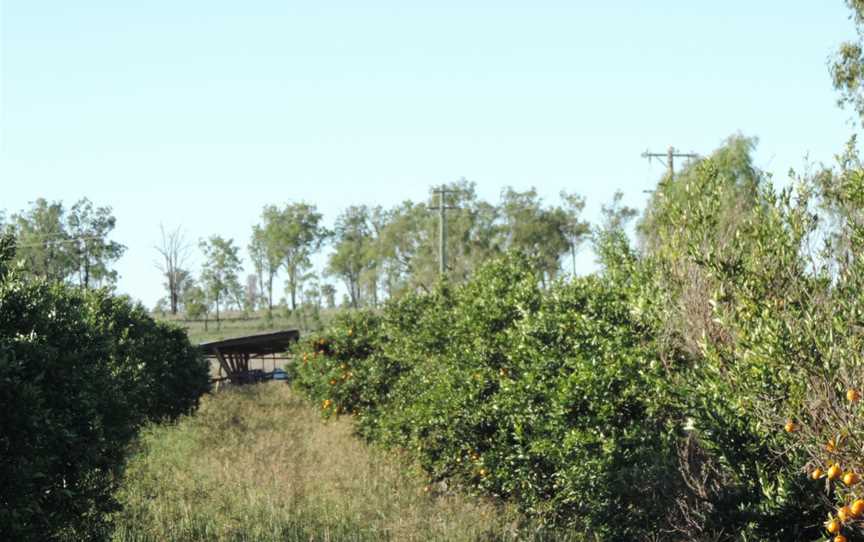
0, 1, 859, 307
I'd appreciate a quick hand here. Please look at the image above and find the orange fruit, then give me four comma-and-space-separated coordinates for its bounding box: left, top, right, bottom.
836, 535, 848, 542
829, 464, 843, 480
851, 499, 864, 517
839, 505, 851, 522
784, 420, 798, 433
848, 389, 861, 402
827, 518, 841, 533
844, 471, 861, 486
811, 468, 824, 480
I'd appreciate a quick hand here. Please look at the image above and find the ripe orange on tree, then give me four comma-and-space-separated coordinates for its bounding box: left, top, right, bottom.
812, 467, 824, 480
829, 464, 843, 480
844, 471, 860, 486
835, 535, 848, 542
827, 518, 841, 534
784, 420, 798, 433
838, 505, 852, 522
851, 499, 864, 517
847, 388, 861, 402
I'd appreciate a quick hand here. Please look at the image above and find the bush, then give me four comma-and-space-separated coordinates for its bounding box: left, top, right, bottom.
84, 292, 211, 423
292, 153, 854, 539
294, 254, 686, 537
634, 156, 831, 539
0, 235, 210, 541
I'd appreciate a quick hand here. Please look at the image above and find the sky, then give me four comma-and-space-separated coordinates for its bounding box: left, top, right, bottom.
0, 1, 860, 308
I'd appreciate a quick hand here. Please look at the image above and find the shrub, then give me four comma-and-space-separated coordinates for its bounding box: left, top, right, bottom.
0, 235, 210, 540
293, 154, 852, 539
293, 254, 685, 537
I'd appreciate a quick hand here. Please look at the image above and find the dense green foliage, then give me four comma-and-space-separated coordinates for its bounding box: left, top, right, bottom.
0, 235, 210, 541
291, 137, 864, 538
295, 255, 675, 537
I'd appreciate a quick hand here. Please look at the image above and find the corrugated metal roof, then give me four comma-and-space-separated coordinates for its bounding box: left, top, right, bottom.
198, 329, 300, 355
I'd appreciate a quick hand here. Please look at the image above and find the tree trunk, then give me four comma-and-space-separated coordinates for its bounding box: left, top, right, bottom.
83, 256, 91, 290
169, 272, 178, 315
257, 270, 265, 312
286, 263, 297, 312
267, 271, 274, 318
370, 276, 378, 308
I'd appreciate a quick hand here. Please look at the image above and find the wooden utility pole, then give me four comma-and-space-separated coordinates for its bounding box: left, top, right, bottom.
641, 146, 699, 180
429, 185, 457, 276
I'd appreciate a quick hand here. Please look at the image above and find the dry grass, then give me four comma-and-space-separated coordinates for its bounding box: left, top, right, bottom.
112, 383, 536, 542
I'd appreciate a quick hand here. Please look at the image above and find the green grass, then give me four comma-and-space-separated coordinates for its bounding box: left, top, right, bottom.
155, 309, 339, 345
112, 384, 586, 542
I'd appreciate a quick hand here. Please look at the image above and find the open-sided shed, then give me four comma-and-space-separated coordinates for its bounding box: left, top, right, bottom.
199, 329, 300, 384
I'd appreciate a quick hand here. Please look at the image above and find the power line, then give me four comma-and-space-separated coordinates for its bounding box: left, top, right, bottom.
5, 232, 69, 239
10, 236, 114, 249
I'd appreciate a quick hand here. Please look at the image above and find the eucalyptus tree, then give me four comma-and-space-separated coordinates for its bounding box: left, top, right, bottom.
183, 283, 210, 329
832, 0, 864, 122
155, 225, 191, 315
248, 223, 281, 315
361, 205, 389, 306
10, 199, 124, 287
66, 198, 125, 289
378, 200, 431, 295
560, 191, 590, 276
11, 199, 72, 282
820, 1, 864, 268
442, 180, 503, 284
259, 203, 328, 312
199, 235, 243, 328
499, 187, 570, 286
321, 283, 337, 309
327, 205, 373, 308
374, 180, 501, 295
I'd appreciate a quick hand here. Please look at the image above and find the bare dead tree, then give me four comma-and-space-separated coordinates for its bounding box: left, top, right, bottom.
154, 224, 191, 315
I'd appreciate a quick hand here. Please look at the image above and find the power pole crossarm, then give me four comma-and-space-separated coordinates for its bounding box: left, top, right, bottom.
642, 146, 699, 181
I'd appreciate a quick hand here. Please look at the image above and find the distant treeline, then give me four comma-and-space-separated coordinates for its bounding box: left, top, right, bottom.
156, 182, 599, 329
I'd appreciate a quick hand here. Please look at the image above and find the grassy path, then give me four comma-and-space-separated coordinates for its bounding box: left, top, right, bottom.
112, 383, 524, 542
